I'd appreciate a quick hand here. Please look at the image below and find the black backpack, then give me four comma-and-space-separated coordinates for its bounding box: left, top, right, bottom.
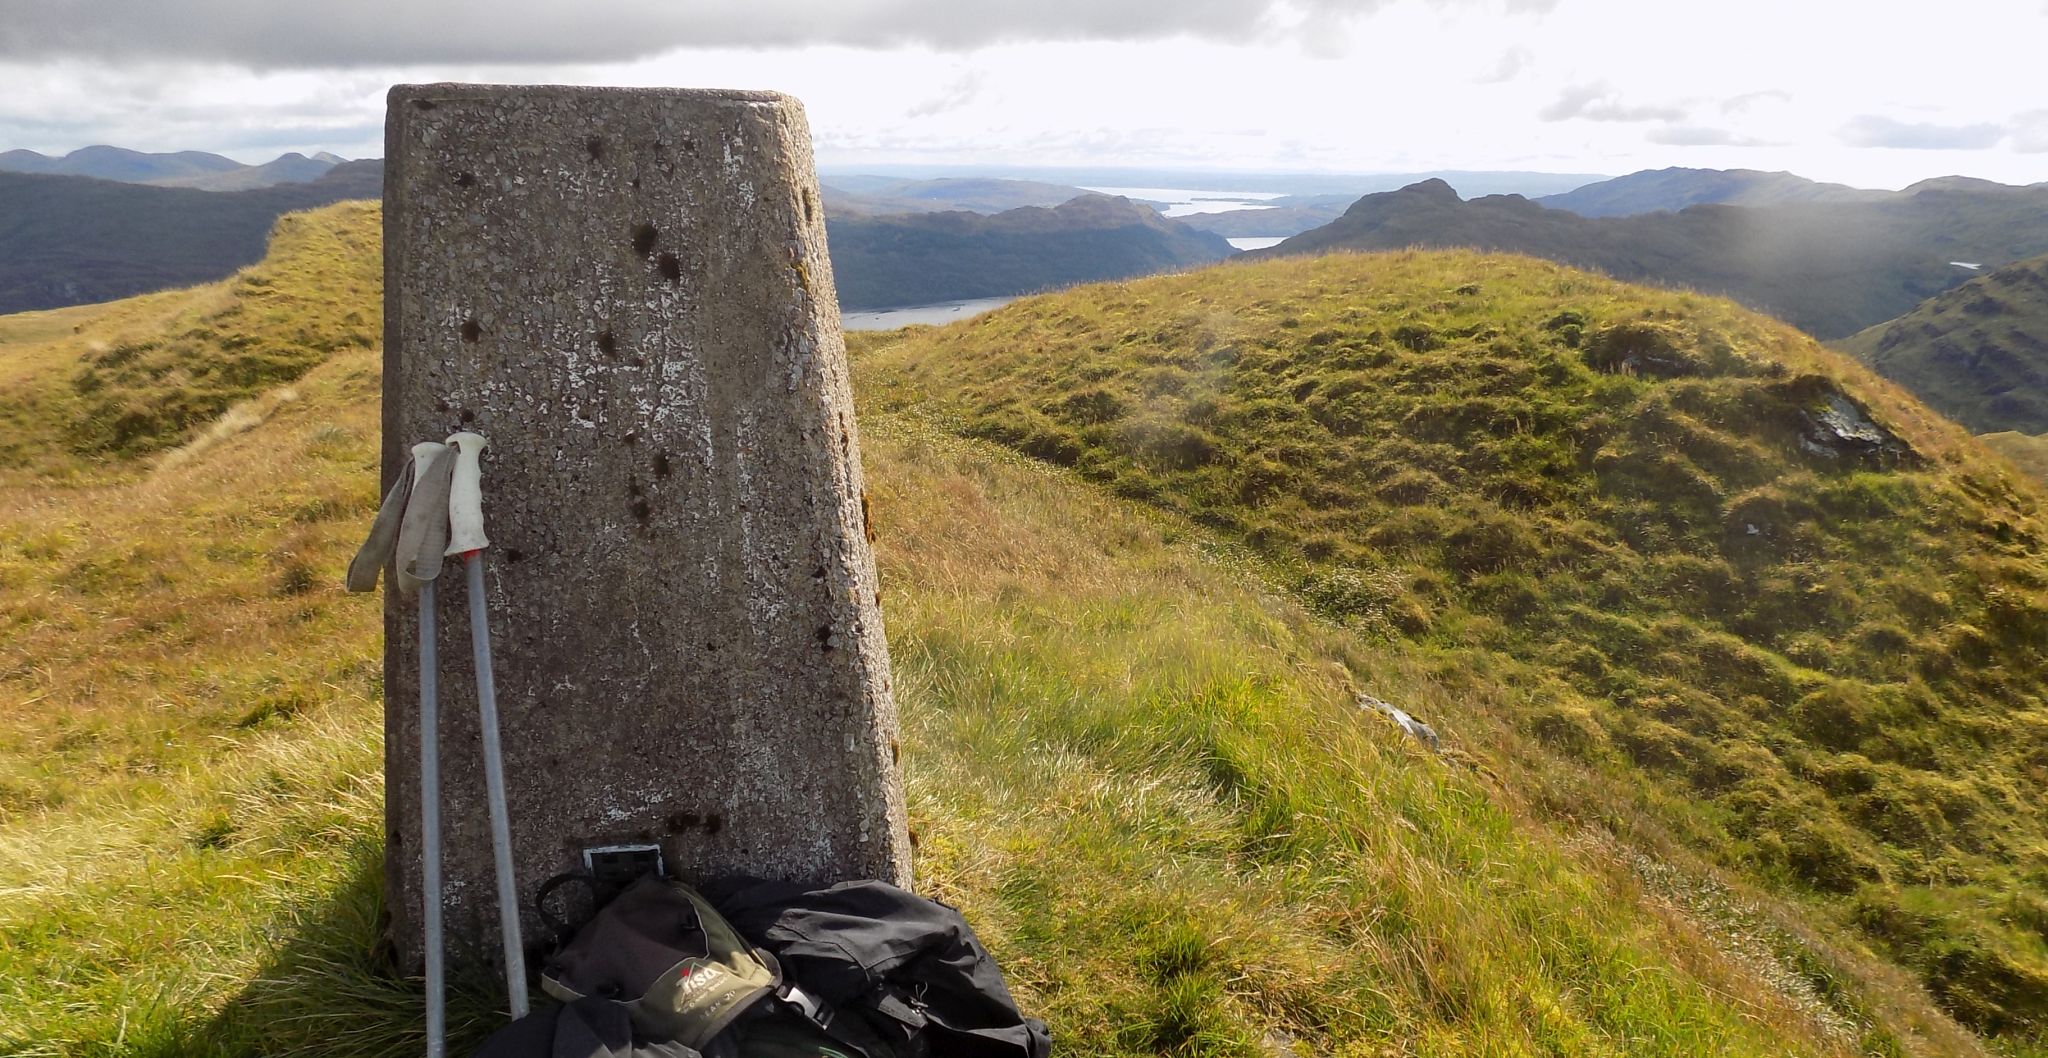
708, 879, 1051, 1058
472, 876, 1048, 1058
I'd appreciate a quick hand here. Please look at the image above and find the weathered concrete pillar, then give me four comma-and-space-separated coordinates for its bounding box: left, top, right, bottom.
381, 84, 910, 974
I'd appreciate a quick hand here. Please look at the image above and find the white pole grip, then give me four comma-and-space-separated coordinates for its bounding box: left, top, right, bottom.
444, 431, 490, 556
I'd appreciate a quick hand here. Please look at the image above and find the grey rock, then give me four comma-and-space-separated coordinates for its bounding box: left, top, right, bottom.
1798, 391, 1916, 465
1358, 693, 1440, 751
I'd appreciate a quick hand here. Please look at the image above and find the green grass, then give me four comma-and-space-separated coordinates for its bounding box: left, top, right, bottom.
0, 207, 2021, 1056
1840, 254, 2048, 434
856, 249, 2048, 1047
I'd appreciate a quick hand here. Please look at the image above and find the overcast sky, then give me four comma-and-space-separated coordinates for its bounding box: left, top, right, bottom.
3, 0, 2045, 188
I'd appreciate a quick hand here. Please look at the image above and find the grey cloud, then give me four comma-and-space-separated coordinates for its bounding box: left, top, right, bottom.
1474, 47, 1530, 84
2012, 110, 2048, 153
1839, 114, 2006, 150
1647, 125, 1771, 147
0, 0, 1426, 66
1539, 83, 1685, 123
1720, 89, 1789, 114
905, 71, 985, 119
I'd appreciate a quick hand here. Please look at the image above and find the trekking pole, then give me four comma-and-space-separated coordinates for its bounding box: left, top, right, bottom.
396, 441, 455, 1058
445, 431, 530, 1018
417, 576, 446, 1058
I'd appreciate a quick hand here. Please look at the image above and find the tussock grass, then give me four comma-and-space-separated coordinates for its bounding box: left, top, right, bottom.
856, 250, 2048, 1049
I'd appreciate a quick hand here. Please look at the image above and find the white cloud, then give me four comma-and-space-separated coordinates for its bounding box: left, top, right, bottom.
1540, 83, 1686, 123
1648, 125, 1774, 148
1839, 115, 2007, 150
1474, 47, 1531, 84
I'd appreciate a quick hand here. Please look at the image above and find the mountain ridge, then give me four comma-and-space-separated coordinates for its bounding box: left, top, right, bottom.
1253, 178, 2048, 338
1838, 253, 2048, 433
0, 144, 348, 189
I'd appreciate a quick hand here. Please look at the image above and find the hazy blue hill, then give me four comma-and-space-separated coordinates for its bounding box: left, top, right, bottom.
1177, 204, 1346, 237
1539, 167, 1890, 217
825, 193, 1234, 309
1257, 178, 2048, 338
155, 151, 341, 191
0, 145, 244, 183
822, 176, 1101, 216
0, 162, 381, 314
1839, 254, 2048, 432
0, 146, 345, 190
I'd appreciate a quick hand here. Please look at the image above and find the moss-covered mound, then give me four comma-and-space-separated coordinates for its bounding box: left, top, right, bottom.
859, 249, 2048, 1039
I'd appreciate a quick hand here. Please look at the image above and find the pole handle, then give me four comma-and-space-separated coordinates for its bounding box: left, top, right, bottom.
445, 431, 490, 556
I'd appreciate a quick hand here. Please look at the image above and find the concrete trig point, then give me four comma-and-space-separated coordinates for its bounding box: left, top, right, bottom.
381, 84, 911, 973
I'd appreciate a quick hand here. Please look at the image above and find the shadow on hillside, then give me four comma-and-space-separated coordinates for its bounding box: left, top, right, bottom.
138, 841, 514, 1058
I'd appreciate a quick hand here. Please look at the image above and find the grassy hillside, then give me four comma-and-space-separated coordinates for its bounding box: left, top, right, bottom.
1840, 256, 2048, 433
0, 208, 1995, 1056
860, 250, 2048, 1046
1983, 432, 2048, 483
0, 163, 381, 315
1257, 179, 2048, 339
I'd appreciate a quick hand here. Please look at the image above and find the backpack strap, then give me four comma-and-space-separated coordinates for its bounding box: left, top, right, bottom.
774, 982, 915, 1058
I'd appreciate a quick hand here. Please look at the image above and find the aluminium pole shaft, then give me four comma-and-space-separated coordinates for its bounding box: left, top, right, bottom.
419, 580, 446, 1058
465, 551, 529, 1017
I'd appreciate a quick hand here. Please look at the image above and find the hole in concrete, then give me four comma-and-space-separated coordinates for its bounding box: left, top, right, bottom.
705, 813, 723, 835
815, 624, 835, 651
597, 329, 617, 355
679, 134, 698, 153
656, 252, 682, 284
802, 189, 815, 223
653, 452, 671, 478
459, 408, 475, 423
412, 99, 438, 111
460, 319, 481, 343
629, 177, 640, 190
622, 431, 638, 445
506, 549, 526, 564
812, 565, 827, 580
454, 171, 476, 187
631, 222, 658, 257
585, 135, 605, 161
630, 498, 652, 523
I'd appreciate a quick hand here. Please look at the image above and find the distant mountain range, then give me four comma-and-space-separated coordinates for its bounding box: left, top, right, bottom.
1254, 177, 2048, 338
0, 146, 349, 191
1535, 167, 1891, 217
826, 193, 1234, 310
0, 162, 381, 314
821, 177, 1105, 217
1838, 254, 2048, 433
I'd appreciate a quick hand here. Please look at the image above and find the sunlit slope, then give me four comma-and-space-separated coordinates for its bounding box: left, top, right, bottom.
0, 199, 380, 484
858, 250, 2048, 1043
1840, 254, 2048, 434
1982, 431, 2048, 484
0, 208, 1961, 1056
